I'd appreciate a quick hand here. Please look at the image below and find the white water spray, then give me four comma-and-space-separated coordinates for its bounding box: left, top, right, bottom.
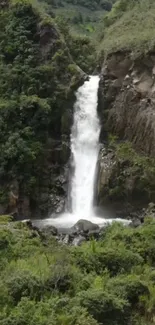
36, 76, 130, 228
70, 75, 100, 217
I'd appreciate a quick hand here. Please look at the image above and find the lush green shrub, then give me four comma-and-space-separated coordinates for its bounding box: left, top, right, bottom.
78, 288, 129, 325
55, 16, 96, 73
0, 0, 83, 208
107, 275, 150, 306
73, 242, 143, 275
102, 141, 155, 206
6, 270, 43, 304
1, 219, 155, 325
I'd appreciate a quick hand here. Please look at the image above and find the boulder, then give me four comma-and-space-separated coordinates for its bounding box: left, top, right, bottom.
40, 225, 58, 239
72, 219, 99, 233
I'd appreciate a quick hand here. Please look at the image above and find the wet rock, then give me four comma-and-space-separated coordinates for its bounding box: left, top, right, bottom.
127, 203, 155, 228
49, 141, 70, 165
22, 219, 33, 228
63, 234, 70, 245
97, 147, 116, 201
147, 202, 155, 212
49, 194, 65, 214
22, 219, 41, 238
142, 202, 155, 219
72, 219, 99, 233
40, 225, 58, 239
72, 235, 86, 246
130, 218, 142, 228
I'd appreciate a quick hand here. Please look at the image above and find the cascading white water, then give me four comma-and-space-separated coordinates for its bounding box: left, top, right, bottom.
70, 75, 100, 218
45, 76, 112, 227
35, 76, 131, 228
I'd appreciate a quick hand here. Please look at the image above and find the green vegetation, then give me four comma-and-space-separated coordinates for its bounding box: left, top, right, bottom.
55, 16, 96, 73
41, 0, 116, 36
50, 0, 115, 11
99, 0, 155, 56
50, 0, 155, 64
1, 217, 155, 324
2, 1, 155, 323
115, 141, 155, 201
0, 0, 84, 211
103, 139, 155, 205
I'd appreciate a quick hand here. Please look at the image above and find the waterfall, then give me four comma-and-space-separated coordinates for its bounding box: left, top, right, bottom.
47, 75, 109, 227
70, 75, 100, 218
34, 75, 131, 228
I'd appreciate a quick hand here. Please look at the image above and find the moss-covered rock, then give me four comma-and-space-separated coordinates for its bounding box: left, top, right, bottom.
97, 141, 155, 217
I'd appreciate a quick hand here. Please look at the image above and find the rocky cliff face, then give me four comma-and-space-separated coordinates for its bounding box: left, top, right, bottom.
97, 51, 155, 216
98, 51, 155, 156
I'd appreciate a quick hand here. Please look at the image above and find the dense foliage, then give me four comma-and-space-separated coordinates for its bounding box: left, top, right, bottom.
50, 0, 116, 11
0, 0, 83, 211
1, 216, 155, 325
99, 0, 155, 55
55, 16, 96, 73
43, 0, 117, 35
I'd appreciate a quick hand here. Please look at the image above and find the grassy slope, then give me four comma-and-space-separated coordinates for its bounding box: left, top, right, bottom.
100, 0, 155, 56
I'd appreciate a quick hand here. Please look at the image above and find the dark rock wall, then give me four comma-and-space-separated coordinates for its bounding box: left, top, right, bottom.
98, 51, 155, 156
97, 51, 155, 216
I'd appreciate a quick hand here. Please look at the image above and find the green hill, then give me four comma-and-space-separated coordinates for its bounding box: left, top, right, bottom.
39, 0, 116, 35
99, 0, 155, 56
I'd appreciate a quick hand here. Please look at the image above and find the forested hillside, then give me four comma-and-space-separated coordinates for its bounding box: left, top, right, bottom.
51, 0, 115, 10
42, 0, 116, 35
99, 0, 155, 55
0, 0, 86, 218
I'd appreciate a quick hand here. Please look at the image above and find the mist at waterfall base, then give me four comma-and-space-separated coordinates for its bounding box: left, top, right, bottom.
40, 76, 130, 228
